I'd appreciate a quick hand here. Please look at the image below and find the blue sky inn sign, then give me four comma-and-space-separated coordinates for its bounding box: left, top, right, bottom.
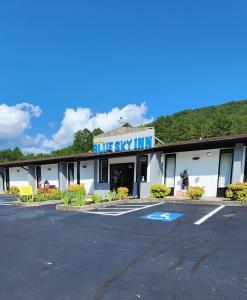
93, 136, 153, 154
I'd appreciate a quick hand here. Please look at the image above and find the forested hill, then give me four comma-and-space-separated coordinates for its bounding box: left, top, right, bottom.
0, 99, 247, 163
150, 99, 247, 143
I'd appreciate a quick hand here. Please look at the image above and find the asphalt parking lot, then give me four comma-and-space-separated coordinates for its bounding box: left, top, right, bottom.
0, 197, 247, 300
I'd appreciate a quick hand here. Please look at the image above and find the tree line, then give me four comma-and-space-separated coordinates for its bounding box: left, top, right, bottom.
0, 99, 247, 163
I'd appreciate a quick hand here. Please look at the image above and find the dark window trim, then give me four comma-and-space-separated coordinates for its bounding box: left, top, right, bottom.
5, 168, 9, 191
140, 154, 148, 182
164, 153, 176, 186
99, 159, 108, 183
36, 165, 42, 189
217, 148, 234, 190
68, 162, 75, 186
244, 148, 247, 182
216, 148, 234, 197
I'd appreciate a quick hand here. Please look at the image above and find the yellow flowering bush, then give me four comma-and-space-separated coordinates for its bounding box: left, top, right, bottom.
150, 184, 171, 198
117, 187, 129, 199
187, 186, 204, 200
67, 184, 85, 193
226, 183, 247, 201
9, 186, 19, 195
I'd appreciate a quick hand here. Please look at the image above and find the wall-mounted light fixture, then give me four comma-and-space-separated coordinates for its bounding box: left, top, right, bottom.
192, 157, 200, 160
82, 165, 87, 168
48, 168, 52, 171
17, 170, 20, 172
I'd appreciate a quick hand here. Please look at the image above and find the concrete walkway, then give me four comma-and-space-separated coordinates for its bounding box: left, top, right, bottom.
162, 196, 247, 206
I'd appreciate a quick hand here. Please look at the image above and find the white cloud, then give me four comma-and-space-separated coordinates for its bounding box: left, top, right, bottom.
0, 102, 153, 153
41, 103, 153, 151
0, 102, 42, 141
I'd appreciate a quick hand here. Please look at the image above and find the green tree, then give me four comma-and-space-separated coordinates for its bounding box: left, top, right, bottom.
92, 128, 104, 137
122, 122, 132, 127
72, 129, 93, 153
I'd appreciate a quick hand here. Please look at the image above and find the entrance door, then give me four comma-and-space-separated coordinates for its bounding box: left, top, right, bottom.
110, 163, 134, 195
217, 149, 233, 197
164, 154, 176, 196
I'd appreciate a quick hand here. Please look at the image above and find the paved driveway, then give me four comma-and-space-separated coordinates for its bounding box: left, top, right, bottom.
0, 197, 246, 300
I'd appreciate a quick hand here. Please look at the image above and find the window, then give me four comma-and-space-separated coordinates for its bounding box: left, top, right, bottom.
68, 163, 74, 186
99, 159, 108, 183
165, 154, 176, 188
218, 149, 233, 188
140, 155, 148, 182
244, 148, 247, 182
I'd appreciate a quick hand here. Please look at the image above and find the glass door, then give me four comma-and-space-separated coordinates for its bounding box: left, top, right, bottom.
110, 163, 134, 195
217, 149, 233, 197
164, 154, 176, 196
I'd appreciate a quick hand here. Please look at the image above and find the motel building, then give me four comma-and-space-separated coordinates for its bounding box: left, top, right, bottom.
0, 126, 247, 198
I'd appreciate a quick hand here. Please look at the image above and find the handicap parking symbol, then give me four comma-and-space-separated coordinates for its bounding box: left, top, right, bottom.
141, 211, 183, 222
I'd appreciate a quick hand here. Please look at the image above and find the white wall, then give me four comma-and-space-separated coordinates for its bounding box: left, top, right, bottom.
80, 160, 94, 194
9, 167, 29, 187
174, 149, 220, 197
41, 164, 59, 187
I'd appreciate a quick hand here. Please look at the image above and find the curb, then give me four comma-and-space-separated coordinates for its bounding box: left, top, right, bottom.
12, 200, 63, 207
163, 199, 247, 207
56, 198, 161, 212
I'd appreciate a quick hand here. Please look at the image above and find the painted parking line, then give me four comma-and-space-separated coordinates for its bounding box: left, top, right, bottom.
194, 205, 225, 225
0, 200, 12, 206
84, 202, 163, 216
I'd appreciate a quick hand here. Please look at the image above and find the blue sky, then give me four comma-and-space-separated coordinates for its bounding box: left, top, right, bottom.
0, 0, 246, 152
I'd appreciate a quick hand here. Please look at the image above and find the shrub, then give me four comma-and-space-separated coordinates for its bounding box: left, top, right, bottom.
67, 184, 85, 193
150, 184, 171, 198
62, 191, 73, 206
105, 190, 119, 201
70, 197, 86, 206
226, 183, 247, 201
9, 186, 19, 195
187, 186, 205, 200
91, 194, 103, 204
61, 185, 86, 206
35, 188, 62, 201
117, 187, 129, 199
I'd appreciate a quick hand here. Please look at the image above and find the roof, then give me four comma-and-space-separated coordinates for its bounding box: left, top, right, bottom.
0, 133, 247, 168
95, 126, 153, 138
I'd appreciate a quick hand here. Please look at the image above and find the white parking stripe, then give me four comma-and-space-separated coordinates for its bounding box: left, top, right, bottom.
194, 205, 225, 225
115, 202, 163, 216
84, 211, 120, 216
84, 202, 163, 216
115, 204, 147, 207
96, 207, 134, 210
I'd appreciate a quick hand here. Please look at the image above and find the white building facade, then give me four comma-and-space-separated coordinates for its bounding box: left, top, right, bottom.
0, 127, 246, 198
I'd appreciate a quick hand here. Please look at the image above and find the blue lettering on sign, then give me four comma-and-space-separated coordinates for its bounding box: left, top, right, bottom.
115, 141, 120, 152
145, 136, 152, 148
108, 142, 113, 152
121, 141, 126, 151
92, 136, 153, 154
141, 212, 183, 222
126, 139, 132, 151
